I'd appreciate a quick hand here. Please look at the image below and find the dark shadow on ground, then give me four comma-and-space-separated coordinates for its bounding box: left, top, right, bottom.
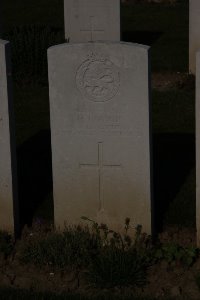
152, 133, 195, 234
17, 130, 53, 231
121, 31, 163, 46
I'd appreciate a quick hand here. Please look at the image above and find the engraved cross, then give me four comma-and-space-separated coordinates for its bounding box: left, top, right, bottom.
79, 142, 121, 211
80, 16, 104, 41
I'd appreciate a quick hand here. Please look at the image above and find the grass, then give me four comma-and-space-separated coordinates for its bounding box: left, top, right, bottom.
17, 219, 152, 289
0, 220, 199, 300
0, 217, 200, 300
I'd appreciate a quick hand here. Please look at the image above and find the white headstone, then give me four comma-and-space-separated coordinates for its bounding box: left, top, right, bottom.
64, 0, 120, 42
189, 0, 200, 74
0, 40, 19, 235
48, 42, 152, 234
196, 51, 200, 246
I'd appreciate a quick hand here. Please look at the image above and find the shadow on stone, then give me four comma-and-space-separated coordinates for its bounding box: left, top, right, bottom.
152, 133, 195, 233
16, 130, 195, 236
17, 130, 53, 230
122, 30, 163, 46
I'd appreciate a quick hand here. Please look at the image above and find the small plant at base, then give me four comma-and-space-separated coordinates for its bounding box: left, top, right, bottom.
154, 242, 199, 268
81, 217, 152, 289
81, 216, 114, 247
87, 246, 148, 288
18, 223, 102, 271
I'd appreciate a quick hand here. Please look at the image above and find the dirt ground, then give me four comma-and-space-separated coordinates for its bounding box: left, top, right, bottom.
0, 226, 199, 299
143, 226, 199, 299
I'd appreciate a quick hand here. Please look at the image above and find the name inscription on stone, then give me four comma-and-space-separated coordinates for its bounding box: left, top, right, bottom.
76, 112, 120, 129
64, 111, 134, 136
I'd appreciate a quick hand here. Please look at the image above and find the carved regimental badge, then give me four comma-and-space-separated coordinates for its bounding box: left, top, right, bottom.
76, 53, 120, 102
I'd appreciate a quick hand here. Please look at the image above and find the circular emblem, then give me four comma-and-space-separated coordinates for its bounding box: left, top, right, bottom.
76, 53, 120, 102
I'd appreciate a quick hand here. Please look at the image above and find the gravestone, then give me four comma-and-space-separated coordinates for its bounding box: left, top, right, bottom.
0, 40, 19, 235
64, 0, 121, 42
189, 0, 200, 74
48, 42, 152, 234
196, 51, 200, 246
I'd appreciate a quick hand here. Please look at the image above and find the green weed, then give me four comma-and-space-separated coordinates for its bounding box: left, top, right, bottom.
18, 222, 101, 271
154, 242, 199, 267
81, 217, 153, 288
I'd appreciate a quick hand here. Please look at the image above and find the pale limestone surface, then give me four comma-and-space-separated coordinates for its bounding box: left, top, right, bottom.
196, 51, 200, 246
48, 42, 152, 234
64, 0, 120, 42
0, 40, 18, 234
189, 0, 200, 74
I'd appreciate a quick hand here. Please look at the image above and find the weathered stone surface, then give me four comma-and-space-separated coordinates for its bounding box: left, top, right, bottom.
64, 0, 120, 42
0, 40, 18, 235
48, 42, 152, 234
189, 0, 200, 74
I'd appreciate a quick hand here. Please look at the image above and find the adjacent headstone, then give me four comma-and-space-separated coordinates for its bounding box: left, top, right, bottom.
196, 51, 200, 246
64, 0, 121, 42
0, 40, 19, 235
189, 0, 200, 74
48, 42, 152, 234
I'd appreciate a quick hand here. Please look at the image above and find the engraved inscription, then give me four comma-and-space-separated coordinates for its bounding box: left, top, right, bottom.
65, 129, 134, 136
79, 142, 121, 211
76, 53, 120, 102
76, 112, 121, 129
64, 112, 134, 136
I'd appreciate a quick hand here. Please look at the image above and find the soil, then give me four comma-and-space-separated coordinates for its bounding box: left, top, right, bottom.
0, 225, 199, 299
144, 226, 199, 299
